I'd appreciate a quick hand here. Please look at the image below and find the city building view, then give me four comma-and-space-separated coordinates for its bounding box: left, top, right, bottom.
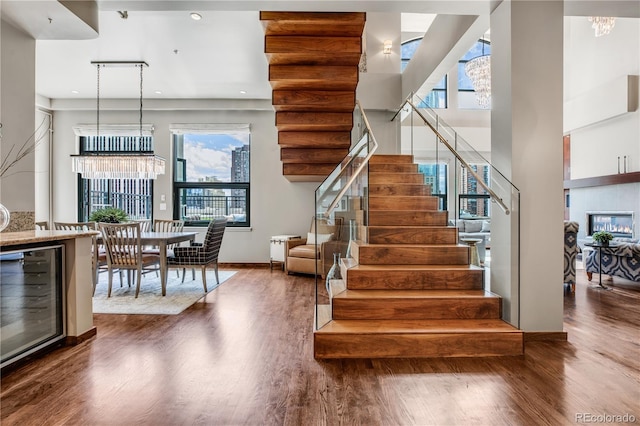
174, 131, 250, 225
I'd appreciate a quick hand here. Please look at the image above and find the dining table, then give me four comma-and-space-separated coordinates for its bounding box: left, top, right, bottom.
98, 231, 198, 296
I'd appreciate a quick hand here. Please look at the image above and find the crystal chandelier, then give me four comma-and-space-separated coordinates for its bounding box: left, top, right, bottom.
464, 40, 491, 109
71, 61, 165, 179
588, 17, 616, 37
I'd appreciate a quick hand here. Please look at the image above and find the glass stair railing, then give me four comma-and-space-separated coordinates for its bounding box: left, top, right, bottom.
314, 101, 378, 330
392, 93, 521, 328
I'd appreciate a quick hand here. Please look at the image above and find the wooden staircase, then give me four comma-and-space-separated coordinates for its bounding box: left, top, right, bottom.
260, 12, 366, 182
314, 154, 524, 358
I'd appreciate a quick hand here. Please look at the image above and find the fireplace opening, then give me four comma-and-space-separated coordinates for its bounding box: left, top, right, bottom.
586, 211, 634, 238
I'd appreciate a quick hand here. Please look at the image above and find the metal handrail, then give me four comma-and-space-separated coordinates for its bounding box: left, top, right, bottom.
404, 98, 511, 215
321, 100, 379, 218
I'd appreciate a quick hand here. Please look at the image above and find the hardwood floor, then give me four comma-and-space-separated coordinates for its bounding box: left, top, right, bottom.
1, 266, 639, 425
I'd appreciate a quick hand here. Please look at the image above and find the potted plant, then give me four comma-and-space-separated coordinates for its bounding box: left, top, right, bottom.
592, 230, 614, 246
89, 207, 128, 224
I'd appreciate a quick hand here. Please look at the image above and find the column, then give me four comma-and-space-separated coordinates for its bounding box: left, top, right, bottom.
490, 0, 565, 331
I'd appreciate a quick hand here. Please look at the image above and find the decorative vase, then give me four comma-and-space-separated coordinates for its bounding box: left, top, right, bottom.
325, 252, 342, 296
0, 203, 10, 232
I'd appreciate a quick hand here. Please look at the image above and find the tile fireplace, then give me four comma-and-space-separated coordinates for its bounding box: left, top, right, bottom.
586, 211, 634, 238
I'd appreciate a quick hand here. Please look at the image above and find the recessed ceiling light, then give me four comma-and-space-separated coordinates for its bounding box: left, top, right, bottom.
71, 90, 79, 94
154, 90, 162, 95
240, 90, 247, 94
190, 12, 202, 21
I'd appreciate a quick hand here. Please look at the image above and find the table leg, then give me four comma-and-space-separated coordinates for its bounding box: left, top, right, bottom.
598, 247, 608, 289
160, 241, 168, 296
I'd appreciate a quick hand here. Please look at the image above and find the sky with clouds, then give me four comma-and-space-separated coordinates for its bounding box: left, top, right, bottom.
183, 132, 249, 182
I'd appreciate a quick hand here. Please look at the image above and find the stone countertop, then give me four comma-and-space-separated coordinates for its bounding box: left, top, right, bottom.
0, 230, 99, 248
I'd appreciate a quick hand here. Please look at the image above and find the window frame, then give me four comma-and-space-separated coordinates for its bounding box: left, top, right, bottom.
171, 128, 251, 228
76, 134, 155, 222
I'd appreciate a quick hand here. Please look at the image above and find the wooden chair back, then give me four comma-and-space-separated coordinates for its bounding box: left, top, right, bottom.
153, 219, 184, 233
100, 222, 142, 268
54, 221, 97, 231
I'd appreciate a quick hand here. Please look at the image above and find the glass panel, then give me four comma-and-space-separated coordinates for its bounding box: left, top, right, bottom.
172, 129, 251, 226
175, 133, 250, 183
1, 245, 64, 368
391, 93, 521, 329
177, 186, 247, 226
78, 135, 155, 221
401, 37, 423, 72
458, 62, 474, 91
314, 102, 376, 330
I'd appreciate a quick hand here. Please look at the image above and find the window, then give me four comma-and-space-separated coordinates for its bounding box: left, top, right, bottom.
458, 39, 491, 109
417, 163, 447, 210
77, 135, 154, 221
418, 76, 447, 109
401, 37, 423, 72
172, 125, 250, 227
401, 37, 447, 109
458, 164, 491, 219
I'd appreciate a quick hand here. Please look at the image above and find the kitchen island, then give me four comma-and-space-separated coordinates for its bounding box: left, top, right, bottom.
0, 230, 98, 368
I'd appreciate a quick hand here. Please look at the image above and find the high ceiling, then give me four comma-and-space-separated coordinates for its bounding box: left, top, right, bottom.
2, 0, 637, 101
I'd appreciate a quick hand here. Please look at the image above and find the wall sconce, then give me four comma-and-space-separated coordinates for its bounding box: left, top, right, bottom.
383, 40, 392, 55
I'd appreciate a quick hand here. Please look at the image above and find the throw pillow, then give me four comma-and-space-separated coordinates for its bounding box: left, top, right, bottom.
464, 220, 483, 233
481, 220, 491, 232
307, 232, 333, 245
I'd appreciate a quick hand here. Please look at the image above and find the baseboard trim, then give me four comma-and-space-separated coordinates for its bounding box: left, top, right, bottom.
524, 331, 568, 342
219, 263, 270, 269
65, 327, 97, 346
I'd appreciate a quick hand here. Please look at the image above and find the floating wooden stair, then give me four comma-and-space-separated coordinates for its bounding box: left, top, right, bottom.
260, 11, 366, 182
314, 154, 524, 358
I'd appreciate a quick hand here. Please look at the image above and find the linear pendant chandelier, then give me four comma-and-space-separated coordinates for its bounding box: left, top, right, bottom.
71, 61, 166, 180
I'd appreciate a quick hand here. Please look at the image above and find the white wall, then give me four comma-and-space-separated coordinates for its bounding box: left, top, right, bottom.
565, 16, 640, 178
357, 12, 403, 110
1, 20, 36, 212
52, 105, 317, 263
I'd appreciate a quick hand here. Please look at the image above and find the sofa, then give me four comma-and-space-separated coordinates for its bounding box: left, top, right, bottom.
585, 238, 640, 283
564, 221, 579, 292
451, 219, 491, 264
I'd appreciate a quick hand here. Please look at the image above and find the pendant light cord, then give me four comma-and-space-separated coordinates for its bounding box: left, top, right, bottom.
96, 63, 101, 144
139, 64, 144, 144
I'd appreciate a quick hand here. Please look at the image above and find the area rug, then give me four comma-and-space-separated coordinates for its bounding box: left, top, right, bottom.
92, 270, 237, 315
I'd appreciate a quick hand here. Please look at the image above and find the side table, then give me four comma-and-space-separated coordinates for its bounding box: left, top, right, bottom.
460, 238, 483, 267
584, 242, 620, 289
270, 235, 301, 271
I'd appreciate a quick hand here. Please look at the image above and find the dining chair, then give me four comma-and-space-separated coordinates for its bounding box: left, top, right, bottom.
54, 221, 103, 295
99, 222, 161, 298
146, 219, 185, 277
167, 217, 227, 292
131, 219, 151, 232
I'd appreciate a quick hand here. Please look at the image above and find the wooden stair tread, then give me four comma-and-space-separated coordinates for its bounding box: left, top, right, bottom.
368, 225, 456, 230
369, 155, 414, 164
358, 242, 466, 249
347, 264, 483, 272
334, 289, 496, 299
316, 319, 521, 334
